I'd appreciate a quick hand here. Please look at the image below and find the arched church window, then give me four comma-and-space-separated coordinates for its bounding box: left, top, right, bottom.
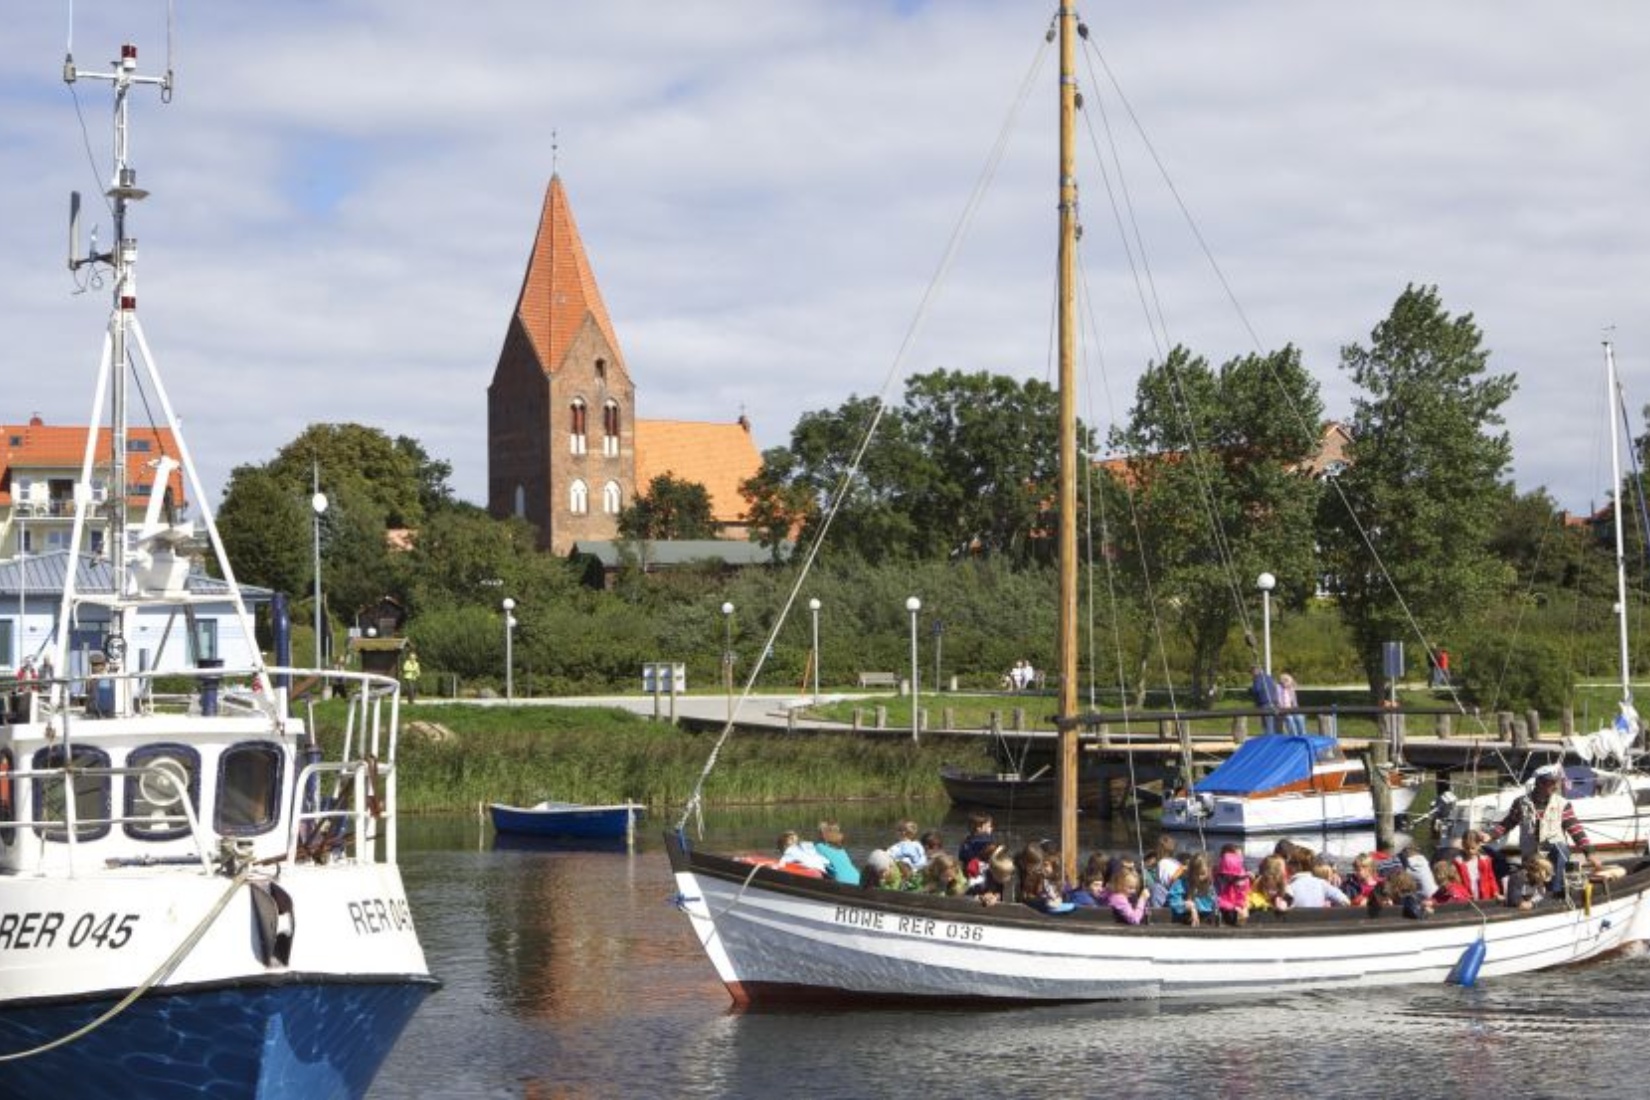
570, 398, 588, 455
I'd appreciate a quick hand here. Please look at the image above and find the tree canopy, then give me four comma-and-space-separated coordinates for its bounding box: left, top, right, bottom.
1103, 344, 1325, 699
618, 474, 717, 541
748, 369, 1092, 565
1316, 284, 1518, 691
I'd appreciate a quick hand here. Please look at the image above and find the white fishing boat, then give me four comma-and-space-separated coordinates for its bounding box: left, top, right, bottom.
1437, 341, 1650, 854
667, 7, 1650, 1005
0, 38, 434, 1097
1159, 733, 1422, 833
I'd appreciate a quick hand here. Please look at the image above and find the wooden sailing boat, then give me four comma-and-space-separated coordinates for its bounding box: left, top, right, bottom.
666, 7, 1650, 1004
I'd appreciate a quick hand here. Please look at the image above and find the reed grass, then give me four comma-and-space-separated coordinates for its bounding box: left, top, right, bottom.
307, 703, 995, 814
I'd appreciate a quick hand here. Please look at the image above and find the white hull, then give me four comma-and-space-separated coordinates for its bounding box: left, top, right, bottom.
668, 836, 1650, 1004
1160, 782, 1420, 834
1, 862, 426, 1002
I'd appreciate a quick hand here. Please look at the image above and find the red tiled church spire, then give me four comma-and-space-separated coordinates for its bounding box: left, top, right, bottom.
513, 174, 626, 376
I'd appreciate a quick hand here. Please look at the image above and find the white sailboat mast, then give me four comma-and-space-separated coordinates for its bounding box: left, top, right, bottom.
1607, 340, 1633, 709
61, 45, 169, 691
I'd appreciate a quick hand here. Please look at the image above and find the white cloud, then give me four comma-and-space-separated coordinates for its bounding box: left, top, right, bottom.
3, 0, 1648, 520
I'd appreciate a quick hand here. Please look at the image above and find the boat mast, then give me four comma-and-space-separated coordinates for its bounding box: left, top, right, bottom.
65, 46, 169, 689
1607, 340, 1633, 711
1055, 6, 1082, 881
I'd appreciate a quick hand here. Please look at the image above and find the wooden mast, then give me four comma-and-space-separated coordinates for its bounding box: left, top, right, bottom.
1055, 6, 1082, 883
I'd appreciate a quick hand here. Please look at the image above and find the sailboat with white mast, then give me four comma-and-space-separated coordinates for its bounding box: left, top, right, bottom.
1438, 340, 1650, 853
0, 34, 434, 1097
666, 6, 1650, 1004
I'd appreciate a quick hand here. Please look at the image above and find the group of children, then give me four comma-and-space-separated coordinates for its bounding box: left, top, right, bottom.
772, 812, 1560, 923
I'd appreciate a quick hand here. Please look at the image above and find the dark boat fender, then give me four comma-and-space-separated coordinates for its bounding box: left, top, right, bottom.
251, 880, 295, 967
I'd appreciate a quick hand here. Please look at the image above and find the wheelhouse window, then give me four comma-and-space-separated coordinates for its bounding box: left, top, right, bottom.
570, 398, 588, 455
32, 744, 111, 842
570, 479, 589, 516
216, 742, 284, 836
124, 744, 201, 841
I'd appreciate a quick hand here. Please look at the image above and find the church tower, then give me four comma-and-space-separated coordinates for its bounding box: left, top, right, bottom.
487, 175, 635, 553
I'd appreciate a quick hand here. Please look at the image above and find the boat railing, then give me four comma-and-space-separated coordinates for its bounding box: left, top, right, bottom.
1, 758, 216, 876
287, 755, 399, 866
20, 662, 401, 725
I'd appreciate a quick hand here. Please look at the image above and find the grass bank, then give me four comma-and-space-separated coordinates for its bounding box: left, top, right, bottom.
309, 703, 996, 814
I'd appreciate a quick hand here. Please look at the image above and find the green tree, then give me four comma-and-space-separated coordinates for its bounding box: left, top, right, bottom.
617, 474, 717, 540
402, 505, 544, 614
740, 447, 817, 560
1104, 345, 1325, 700
752, 371, 1088, 565
214, 463, 310, 591
268, 424, 428, 529
900, 370, 1075, 562
1317, 284, 1519, 694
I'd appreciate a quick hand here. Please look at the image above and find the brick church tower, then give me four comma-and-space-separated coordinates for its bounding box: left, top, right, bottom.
487, 175, 635, 553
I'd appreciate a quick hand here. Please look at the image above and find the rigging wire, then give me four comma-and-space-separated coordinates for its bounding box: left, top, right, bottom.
1083, 33, 1492, 738
1078, 40, 1260, 667
674, 28, 1058, 832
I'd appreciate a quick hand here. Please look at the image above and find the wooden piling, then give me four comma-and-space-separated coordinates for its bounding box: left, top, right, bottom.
1364, 740, 1395, 850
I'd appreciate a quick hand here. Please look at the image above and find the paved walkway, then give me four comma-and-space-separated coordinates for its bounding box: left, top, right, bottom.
421, 691, 874, 732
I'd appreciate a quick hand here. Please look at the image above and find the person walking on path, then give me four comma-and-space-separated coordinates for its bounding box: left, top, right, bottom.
401, 648, 422, 703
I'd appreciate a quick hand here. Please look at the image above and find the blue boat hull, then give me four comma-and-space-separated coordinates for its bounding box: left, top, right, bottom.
489, 802, 643, 839
0, 977, 434, 1100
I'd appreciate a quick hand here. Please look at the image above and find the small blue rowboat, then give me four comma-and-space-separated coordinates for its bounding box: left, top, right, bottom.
488, 800, 645, 841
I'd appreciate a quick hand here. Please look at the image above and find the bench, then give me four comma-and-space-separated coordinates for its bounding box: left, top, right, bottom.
857, 671, 899, 689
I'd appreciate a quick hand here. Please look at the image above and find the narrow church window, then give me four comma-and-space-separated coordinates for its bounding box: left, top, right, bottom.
603, 481, 621, 514
570, 398, 588, 456
595, 358, 607, 384
603, 400, 621, 457
570, 479, 589, 515
513, 484, 526, 517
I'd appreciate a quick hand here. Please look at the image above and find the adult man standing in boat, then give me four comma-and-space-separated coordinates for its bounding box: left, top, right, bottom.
1483, 765, 1603, 896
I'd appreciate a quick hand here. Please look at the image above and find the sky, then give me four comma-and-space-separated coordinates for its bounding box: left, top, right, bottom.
3, 1, 1649, 519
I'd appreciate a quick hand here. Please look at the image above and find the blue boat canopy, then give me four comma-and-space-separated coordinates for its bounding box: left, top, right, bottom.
1193, 734, 1341, 795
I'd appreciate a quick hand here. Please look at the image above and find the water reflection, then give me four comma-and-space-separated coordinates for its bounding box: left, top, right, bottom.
371, 807, 1648, 1100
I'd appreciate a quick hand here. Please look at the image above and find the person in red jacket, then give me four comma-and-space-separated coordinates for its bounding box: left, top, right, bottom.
1452, 829, 1502, 901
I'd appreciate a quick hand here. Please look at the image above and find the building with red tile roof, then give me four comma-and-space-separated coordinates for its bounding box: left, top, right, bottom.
0, 415, 186, 558
487, 174, 761, 554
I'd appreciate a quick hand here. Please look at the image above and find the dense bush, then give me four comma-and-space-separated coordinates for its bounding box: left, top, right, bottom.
1452, 631, 1574, 715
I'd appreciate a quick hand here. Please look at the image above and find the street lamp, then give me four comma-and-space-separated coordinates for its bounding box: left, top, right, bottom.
310, 465, 328, 670
905, 596, 921, 742
808, 598, 822, 705
721, 601, 735, 721
1257, 572, 1276, 677
502, 597, 517, 700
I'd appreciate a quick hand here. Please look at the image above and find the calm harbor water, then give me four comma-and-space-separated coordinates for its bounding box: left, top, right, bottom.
370, 804, 1650, 1099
